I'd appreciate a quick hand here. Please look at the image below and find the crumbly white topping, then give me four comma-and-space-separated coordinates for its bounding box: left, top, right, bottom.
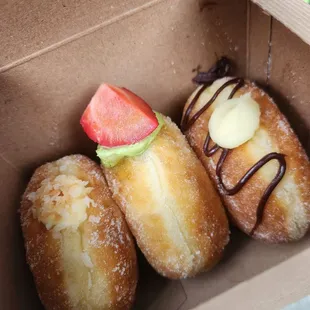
27, 174, 95, 231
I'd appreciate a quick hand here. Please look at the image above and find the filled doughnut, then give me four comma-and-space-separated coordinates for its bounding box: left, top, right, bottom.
80, 84, 229, 279
20, 155, 138, 310
182, 58, 310, 243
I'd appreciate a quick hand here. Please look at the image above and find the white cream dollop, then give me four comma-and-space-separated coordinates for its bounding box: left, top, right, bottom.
209, 93, 261, 149
28, 174, 95, 231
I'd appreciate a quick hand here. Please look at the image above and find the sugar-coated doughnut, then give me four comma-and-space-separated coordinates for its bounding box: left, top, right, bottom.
20, 155, 138, 310
104, 116, 229, 279
182, 77, 310, 243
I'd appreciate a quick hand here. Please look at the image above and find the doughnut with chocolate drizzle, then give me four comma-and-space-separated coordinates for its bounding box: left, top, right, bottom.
182, 58, 294, 238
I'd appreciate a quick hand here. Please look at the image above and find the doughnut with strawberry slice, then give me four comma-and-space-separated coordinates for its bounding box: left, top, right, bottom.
80, 83, 229, 279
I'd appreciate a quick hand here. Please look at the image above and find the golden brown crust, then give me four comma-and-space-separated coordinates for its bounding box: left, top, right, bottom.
20, 155, 138, 310
104, 116, 229, 279
183, 78, 310, 243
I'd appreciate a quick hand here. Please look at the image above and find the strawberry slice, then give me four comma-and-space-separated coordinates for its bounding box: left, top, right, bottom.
80, 84, 159, 147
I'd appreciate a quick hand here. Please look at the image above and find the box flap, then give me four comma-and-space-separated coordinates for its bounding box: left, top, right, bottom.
251, 0, 310, 46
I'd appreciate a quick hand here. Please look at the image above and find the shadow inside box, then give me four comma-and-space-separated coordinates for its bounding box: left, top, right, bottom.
132, 228, 250, 310
133, 249, 171, 310
133, 247, 190, 310
0, 75, 44, 310
179, 227, 310, 310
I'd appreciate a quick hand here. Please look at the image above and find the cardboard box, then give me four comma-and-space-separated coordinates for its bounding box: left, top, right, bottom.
0, 0, 309, 309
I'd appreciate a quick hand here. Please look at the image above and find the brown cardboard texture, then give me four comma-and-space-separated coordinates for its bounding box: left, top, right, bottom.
0, 0, 309, 309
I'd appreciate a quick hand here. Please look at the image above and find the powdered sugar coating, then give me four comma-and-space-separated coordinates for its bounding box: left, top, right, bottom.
20, 154, 137, 310
104, 116, 229, 279
184, 78, 310, 242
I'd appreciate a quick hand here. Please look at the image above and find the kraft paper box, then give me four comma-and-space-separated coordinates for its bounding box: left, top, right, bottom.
0, 0, 309, 309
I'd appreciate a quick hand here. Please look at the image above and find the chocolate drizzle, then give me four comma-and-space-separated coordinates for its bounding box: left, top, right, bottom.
182, 58, 287, 235
182, 77, 243, 132
192, 56, 231, 84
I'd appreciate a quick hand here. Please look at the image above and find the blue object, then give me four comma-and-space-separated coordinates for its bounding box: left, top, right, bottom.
283, 296, 310, 310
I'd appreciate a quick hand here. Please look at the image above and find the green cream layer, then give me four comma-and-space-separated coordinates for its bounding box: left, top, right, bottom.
96, 112, 164, 167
